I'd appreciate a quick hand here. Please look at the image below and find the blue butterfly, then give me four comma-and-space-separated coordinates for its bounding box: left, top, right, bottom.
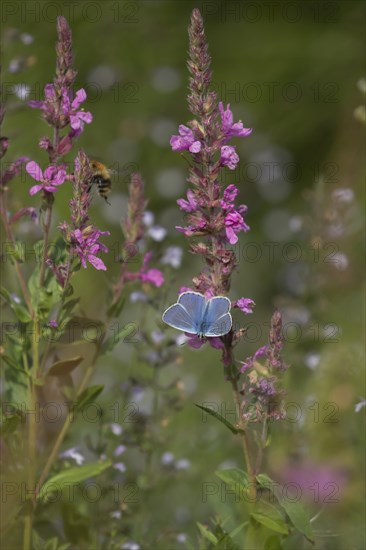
162, 291, 232, 338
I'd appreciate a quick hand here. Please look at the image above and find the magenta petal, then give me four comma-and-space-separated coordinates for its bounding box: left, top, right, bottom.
28, 100, 43, 109
43, 165, 57, 180
208, 337, 224, 349
26, 161, 43, 181
88, 254, 107, 270
29, 184, 43, 196
189, 141, 201, 153
70, 115, 81, 130
72, 88, 87, 109
53, 169, 67, 185
187, 335, 206, 349
77, 111, 92, 124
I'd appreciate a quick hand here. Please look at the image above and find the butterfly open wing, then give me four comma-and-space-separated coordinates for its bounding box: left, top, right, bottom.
203, 296, 232, 337
162, 291, 207, 335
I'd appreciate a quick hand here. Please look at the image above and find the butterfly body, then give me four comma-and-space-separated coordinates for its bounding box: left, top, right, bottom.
162, 291, 232, 338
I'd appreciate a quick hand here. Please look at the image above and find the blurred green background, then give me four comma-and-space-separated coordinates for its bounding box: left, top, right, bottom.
2, 0, 365, 548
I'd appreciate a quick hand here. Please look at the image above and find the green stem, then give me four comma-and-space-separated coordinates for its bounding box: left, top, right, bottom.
33, 346, 100, 502
39, 203, 53, 287
23, 320, 40, 550
230, 378, 257, 503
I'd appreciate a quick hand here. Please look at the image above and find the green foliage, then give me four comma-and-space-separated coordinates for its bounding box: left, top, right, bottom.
38, 460, 112, 503
195, 403, 243, 434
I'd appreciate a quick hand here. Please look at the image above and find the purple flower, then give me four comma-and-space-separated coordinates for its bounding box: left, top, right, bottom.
71, 227, 110, 271
224, 211, 249, 244
170, 125, 201, 153
28, 83, 55, 110
220, 145, 240, 170
141, 268, 164, 287
48, 320, 58, 328
219, 102, 252, 141
139, 252, 164, 287
62, 88, 92, 131
186, 335, 224, 350
221, 184, 239, 210
177, 189, 198, 212
26, 161, 67, 195
234, 298, 255, 314
240, 345, 268, 372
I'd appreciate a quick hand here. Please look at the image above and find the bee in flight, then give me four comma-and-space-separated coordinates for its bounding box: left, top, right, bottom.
89, 160, 113, 205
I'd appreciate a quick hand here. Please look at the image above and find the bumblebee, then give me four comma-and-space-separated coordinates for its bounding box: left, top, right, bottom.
89, 160, 112, 205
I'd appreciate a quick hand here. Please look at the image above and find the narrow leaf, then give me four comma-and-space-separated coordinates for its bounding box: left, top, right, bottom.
196, 522, 218, 545
76, 384, 104, 412
251, 513, 289, 535
195, 403, 242, 434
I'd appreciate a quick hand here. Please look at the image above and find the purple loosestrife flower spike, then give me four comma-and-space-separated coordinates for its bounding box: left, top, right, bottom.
59, 151, 110, 272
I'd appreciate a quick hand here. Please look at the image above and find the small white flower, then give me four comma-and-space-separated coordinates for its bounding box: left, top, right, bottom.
12, 84, 31, 100
142, 211, 154, 226
113, 462, 126, 473
332, 188, 354, 204
111, 510, 122, 519
20, 33, 34, 45
130, 291, 148, 303
175, 458, 191, 471
151, 330, 165, 344
161, 246, 183, 268
355, 397, 366, 413
110, 423, 123, 436
114, 445, 126, 457
121, 542, 140, 550
161, 452, 175, 466
148, 225, 167, 241
60, 447, 85, 465
176, 533, 187, 543
304, 352, 320, 370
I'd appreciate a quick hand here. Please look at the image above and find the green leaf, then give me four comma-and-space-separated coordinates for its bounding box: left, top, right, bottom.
256, 474, 314, 543
48, 357, 83, 377
228, 522, 247, 540
195, 403, 242, 434
1, 354, 28, 375
58, 298, 80, 325
75, 385, 104, 412
102, 322, 137, 353
107, 296, 126, 318
264, 535, 284, 550
56, 317, 105, 345
278, 500, 313, 542
38, 460, 111, 502
216, 534, 240, 550
215, 468, 250, 497
0, 413, 21, 436
196, 522, 218, 545
0, 287, 32, 322
251, 513, 289, 535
